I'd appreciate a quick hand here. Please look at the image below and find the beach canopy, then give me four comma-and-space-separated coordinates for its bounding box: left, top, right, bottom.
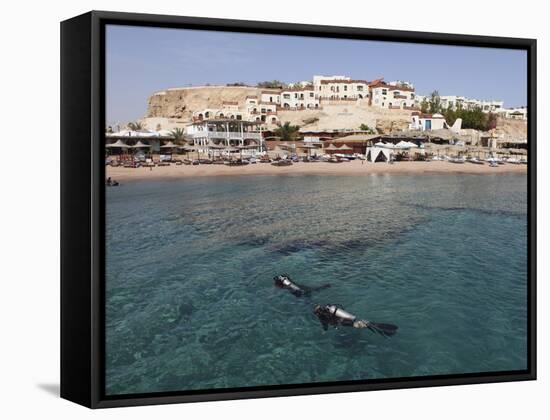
106, 139, 130, 148
324, 144, 339, 151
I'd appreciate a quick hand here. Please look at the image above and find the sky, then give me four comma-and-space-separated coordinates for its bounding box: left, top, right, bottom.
106, 24, 527, 125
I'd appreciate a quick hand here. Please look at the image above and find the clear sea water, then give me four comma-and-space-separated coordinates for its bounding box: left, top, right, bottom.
105, 174, 528, 395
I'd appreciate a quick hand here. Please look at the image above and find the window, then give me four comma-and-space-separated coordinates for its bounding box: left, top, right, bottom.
344, 85, 348, 91
382, 89, 388, 95
357, 85, 363, 91
269, 96, 273, 102
283, 94, 290, 99
309, 92, 314, 97
411, 93, 415, 99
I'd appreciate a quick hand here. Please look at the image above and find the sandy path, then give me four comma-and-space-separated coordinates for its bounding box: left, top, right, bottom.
106, 160, 527, 183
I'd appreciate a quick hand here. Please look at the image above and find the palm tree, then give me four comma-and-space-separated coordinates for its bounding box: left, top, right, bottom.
169, 127, 187, 145
127, 121, 144, 131
274, 121, 300, 142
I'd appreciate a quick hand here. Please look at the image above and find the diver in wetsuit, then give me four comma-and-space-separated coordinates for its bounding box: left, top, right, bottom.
313, 304, 398, 337
273, 274, 331, 298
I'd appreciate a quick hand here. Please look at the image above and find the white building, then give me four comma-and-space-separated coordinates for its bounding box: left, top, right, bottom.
409, 112, 447, 131
500, 107, 528, 120
370, 80, 416, 109
313, 75, 369, 100
280, 87, 320, 109
186, 119, 264, 154
260, 90, 281, 105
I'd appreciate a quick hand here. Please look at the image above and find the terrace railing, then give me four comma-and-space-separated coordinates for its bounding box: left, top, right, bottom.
192, 131, 262, 140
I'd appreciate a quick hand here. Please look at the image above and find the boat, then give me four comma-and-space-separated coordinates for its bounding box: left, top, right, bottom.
448, 156, 465, 164
327, 156, 341, 163
468, 157, 484, 165
489, 161, 499, 167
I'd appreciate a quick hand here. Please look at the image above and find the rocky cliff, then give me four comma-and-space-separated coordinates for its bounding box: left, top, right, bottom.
146, 86, 261, 120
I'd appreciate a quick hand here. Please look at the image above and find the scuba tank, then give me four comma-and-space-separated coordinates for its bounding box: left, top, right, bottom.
325, 304, 357, 323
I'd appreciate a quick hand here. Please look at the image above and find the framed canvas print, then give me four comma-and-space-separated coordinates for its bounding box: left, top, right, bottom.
60, 11, 536, 408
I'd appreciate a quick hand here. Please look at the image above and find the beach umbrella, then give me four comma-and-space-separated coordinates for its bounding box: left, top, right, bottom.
131, 140, 152, 150
105, 139, 131, 158
180, 144, 196, 159
160, 141, 177, 149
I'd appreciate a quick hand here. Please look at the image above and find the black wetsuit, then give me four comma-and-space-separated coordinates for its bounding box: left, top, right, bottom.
273, 275, 330, 297
314, 304, 398, 337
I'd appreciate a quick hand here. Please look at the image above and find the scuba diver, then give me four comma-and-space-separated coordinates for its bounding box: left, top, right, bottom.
313, 304, 398, 337
105, 177, 119, 187
273, 274, 331, 298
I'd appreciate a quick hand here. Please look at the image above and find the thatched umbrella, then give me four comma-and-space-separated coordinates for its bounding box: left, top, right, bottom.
324, 144, 339, 154
338, 144, 353, 154
105, 139, 130, 149
105, 139, 131, 158
131, 140, 149, 148
160, 140, 177, 150
300, 143, 318, 158
181, 144, 197, 160
207, 141, 226, 160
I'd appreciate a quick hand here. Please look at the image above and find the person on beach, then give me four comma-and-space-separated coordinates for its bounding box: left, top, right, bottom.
313, 304, 398, 336
274, 274, 331, 298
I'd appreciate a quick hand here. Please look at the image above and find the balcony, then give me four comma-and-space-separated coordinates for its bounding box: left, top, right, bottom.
192, 131, 262, 140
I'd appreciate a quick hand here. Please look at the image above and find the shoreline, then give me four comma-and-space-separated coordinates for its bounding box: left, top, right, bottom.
106, 160, 527, 183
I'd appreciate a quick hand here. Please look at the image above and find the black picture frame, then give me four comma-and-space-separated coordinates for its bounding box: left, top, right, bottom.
60, 10, 537, 409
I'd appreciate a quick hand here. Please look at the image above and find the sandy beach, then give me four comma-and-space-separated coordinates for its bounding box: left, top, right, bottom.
106, 160, 526, 182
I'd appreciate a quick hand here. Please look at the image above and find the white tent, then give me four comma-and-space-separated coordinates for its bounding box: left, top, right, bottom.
395, 141, 410, 149
366, 146, 394, 163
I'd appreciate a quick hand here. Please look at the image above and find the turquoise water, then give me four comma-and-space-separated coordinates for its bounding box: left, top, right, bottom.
105, 174, 528, 395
